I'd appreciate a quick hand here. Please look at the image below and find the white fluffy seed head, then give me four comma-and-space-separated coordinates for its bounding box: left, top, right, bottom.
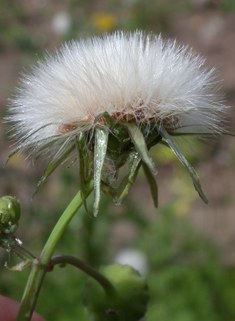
6, 30, 227, 158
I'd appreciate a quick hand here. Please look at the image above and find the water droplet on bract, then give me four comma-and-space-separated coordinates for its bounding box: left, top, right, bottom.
15, 238, 22, 245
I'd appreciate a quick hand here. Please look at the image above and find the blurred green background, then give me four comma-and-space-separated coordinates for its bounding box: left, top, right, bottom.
1, 0, 235, 320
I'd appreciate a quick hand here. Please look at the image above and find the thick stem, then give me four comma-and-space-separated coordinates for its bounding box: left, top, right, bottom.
50, 255, 115, 296
16, 179, 94, 321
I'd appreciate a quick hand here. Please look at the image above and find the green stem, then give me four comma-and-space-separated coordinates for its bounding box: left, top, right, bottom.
16, 179, 94, 321
50, 255, 115, 296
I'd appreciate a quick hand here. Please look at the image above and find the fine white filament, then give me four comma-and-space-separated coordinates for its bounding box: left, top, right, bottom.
6, 31, 227, 158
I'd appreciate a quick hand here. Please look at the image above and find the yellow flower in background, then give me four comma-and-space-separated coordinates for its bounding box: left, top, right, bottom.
91, 13, 117, 32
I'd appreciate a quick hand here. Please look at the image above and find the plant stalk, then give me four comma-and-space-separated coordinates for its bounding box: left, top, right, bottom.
16, 179, 94, 321
50, 255, 115, 295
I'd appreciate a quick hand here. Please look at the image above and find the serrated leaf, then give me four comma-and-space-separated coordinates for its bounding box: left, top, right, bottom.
33, 144, 75, 197
142, 162, 158, 208
157, 125, 208, 204
123, 122, 158, 175
115, 151, 141, 204
93, 127, 109, 216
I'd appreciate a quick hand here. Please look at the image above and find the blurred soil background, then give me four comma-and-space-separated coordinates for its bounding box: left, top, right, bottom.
0, 0, 235, 320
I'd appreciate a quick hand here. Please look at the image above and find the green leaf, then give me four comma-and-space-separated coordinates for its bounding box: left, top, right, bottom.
5, 134, 61, 166
94, 111, 115, 127
82, 137, 92, 181
115, 151, 141, 204
158, 140, 171, 149
157, 125, 208, 204
52, 136, 72, 161
122, 122, 158, 175
5, 146, 22, 166
33, 144, 76, 198
20, 122, 58, 145
100, 180, 117, 200
142, 162, 158, 208
76, 133, 89, 213
93, 127, 109, 216
32, 138, 59, 161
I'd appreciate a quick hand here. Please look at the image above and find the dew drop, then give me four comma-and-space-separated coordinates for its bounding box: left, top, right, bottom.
15, 238, 22, 245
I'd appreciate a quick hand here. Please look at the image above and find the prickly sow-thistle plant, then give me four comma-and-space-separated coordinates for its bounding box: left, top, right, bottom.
6, 31, 228, 215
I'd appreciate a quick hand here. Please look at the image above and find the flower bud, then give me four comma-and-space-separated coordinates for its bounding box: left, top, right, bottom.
0, 196, 21, 235
83, 264, 149, 321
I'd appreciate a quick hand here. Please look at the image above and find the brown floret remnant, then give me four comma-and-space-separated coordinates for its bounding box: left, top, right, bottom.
58, 106, 179, 134
58, 124, 78, 133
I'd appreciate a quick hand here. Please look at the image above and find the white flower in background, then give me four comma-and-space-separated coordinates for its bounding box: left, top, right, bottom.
115, 249, 148, 275
51, 12, 72, 36
5, 31, 231, 215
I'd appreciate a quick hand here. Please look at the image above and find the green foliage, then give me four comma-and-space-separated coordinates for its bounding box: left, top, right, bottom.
220, 0, 235, 12
1, 185, 235, 320
0, 0, 37, 51
147, 266, 235, 321
138, 206, 235, 321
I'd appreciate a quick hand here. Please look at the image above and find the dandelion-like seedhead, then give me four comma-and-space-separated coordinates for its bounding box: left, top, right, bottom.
5, 31, 231, 215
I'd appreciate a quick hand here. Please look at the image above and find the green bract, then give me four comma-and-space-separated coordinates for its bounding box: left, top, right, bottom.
0, 196, 21, 235
83, 264, 149, 321
8, 113, 210, 216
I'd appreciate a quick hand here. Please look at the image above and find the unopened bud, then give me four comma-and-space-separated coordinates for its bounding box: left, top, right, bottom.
0, 196, 21, 235
83, 264, 149, 321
